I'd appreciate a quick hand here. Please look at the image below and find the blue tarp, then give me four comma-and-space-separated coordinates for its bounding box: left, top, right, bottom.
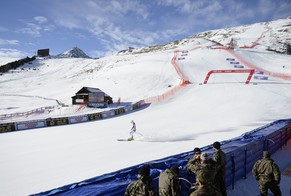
32, 119, 291, 196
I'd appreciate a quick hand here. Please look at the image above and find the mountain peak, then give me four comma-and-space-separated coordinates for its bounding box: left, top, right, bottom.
57, 47, 91, 58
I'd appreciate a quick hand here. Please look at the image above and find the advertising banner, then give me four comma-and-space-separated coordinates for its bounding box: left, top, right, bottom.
16, 120, 46, 130
0, 123, 16, 133
114, 108, 125, 115
254, 76, 268, 80
101, 110, 115, 118
69, 115, 89, 124
124, 105, 133, 112
46, 117, 69, 126
88, 113, 103, 121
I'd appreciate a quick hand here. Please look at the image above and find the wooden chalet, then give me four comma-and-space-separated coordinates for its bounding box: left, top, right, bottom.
72, 87, 113, 108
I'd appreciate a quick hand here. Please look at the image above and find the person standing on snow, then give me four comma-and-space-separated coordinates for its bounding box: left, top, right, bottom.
124, 165, 156, 196
159, 165, 181, 196
187, 152, 217, 194
252, 151, 282, 196
187, 147, 202, 171
212, 141, 227, 196
130, 120, 136, 140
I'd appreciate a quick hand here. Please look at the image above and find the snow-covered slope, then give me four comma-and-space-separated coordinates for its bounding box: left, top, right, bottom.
57, 47, 91, 58
0, 18, 291, 196
193, 18, 291, 53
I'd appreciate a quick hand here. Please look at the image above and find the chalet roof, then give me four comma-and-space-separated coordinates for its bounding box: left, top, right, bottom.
75, 87, 111, 97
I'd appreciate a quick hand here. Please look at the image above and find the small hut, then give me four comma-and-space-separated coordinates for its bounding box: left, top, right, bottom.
72, 87, 113, 108
37, 49, 50, 57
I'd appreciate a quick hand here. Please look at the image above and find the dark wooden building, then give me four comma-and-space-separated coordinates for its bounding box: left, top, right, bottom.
37, 48, 50, 57
72, 87, 113, 108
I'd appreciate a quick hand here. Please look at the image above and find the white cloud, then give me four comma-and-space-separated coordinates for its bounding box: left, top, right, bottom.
17, 18, 54, 36
0, 48, 27, 59
34, 16, 48, 24
18, 23, 42, 37
0, 38, 20, 45
49, 0, 150, 31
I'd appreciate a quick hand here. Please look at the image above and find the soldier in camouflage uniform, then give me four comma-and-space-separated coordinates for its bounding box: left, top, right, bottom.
190, 170, 222, 196
187, 147, 202, 170
159, 165, 180, 196
212, 141, 227, 196
252, 151, 282, 196
125, 165, 157, 196
187, 152, 218, 194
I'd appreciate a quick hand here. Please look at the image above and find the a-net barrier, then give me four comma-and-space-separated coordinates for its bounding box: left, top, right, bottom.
32, 118, 291, 196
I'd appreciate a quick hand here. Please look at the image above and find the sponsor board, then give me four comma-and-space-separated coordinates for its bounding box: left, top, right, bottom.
254, 76, 268, 80
46, 117, 69, 126
0, 123, 16, 133
88, 113, 102, 121
254, 71, 264, 74
16, 120, 46, 130
69, 115, 89, 124
115, 108, 125, 115
124, 105, 133, 112
234, 65, 244, 68
87, 102, 107, 108
230, 61, 240, 64
101, 110, 115, 118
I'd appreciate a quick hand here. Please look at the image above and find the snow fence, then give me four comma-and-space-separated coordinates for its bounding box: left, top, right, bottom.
32, 118, 291, 196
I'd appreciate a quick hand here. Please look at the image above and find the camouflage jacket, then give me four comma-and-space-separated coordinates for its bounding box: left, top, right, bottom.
187, 156, 201, 173
159, 169, 180, 196
125, 175, 156, 196
213, 149, 226, 175
252, 158, 281, 183
188, 159, 217, 183
190, 184, 223, 196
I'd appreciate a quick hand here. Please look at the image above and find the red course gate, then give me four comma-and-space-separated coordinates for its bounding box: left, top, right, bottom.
203, 69, 255, 84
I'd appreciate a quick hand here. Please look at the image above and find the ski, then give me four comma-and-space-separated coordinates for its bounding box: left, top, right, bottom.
117, 138, 134, 141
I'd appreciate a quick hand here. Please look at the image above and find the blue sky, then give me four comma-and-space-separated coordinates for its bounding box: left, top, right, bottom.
0, 0, 290, 58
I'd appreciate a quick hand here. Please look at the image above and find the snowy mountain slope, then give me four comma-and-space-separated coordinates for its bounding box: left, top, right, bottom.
0, 18, 291, 196
191, 18, 291, 53
0, 50, 179, 117
57, 47, 91, 58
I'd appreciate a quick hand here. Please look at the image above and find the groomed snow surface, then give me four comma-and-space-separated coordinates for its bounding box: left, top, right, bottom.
0, 39, 291, 195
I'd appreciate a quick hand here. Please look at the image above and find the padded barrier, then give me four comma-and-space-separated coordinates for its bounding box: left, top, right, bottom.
32, 118, 291, 196
0, 101, 144, 134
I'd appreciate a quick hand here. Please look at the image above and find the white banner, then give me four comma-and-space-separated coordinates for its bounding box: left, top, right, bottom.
16, 120, 46, 130
69, 115, 89, 124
